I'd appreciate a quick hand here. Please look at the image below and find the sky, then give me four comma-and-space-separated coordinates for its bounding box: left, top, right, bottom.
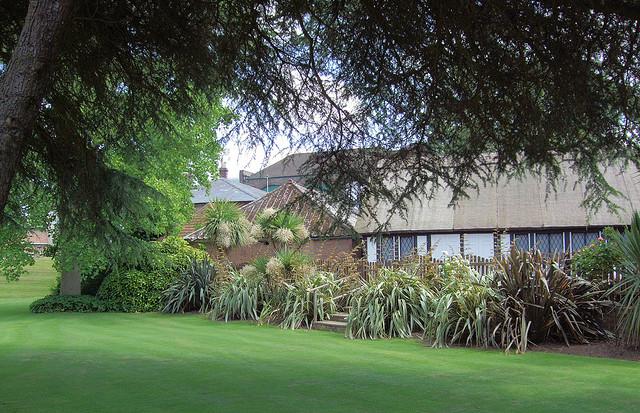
222, 136, 294, 181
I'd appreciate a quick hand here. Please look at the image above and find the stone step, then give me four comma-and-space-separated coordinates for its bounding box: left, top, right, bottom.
312, 320, 347, 333
329, 312, 349, 322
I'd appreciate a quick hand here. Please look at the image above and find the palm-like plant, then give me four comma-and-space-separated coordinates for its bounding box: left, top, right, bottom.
253, 208, 309, 251
610, 211, 640, 348
162, 258, 217, 313
202, 200, 252, 251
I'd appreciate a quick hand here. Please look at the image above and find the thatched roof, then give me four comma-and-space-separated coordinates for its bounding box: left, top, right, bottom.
355, 164, 640, 234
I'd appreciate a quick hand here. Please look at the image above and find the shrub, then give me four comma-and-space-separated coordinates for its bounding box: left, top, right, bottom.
30, 295, 119, 313
494, 248, 611, 352
210, 269, 267, 321
278, 271, 342, 329
346, 268, 430, 339
95, 237, 208, 312
572, 228, 622, 282
426, 257, 498, 348
162, 259, 217, 313
97, 269, 171, 312
265, 250, 314, 283
609, 211, 640, 348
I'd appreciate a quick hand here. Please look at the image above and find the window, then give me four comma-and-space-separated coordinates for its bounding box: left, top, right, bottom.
399, 236, 416, 258
464, 233, 494, 258
380, 236, 396, 262
512, 233, 530, 250
571, 231, 600, 253
534, 232, 565, 256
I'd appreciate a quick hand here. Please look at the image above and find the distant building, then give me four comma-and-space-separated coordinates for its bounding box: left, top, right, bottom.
27, 230, 52, 255
179, 164, 266, 238
185, 180, 358, 265
357, 164, 640, 262
239, 153, 314, 193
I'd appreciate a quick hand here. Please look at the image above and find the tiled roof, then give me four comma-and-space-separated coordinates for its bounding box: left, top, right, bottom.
185, 181, 356, 240
190, 178, 266, 204
27, 230, 51, 245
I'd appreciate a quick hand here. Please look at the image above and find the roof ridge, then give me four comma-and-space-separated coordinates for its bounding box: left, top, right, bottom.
220, 178, 265, 199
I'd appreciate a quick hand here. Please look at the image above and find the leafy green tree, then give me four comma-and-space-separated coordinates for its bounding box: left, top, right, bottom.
1, 1, 640, 280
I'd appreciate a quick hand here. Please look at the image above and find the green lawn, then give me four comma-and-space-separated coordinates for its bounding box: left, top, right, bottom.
1, 260, 639, 412
0, 257, 58, 299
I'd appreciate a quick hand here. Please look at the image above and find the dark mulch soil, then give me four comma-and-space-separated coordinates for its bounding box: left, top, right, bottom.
532, 341, 640, 362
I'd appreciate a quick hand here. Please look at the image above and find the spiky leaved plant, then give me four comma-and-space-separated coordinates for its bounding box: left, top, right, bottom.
209, 267, 267, 322
609, 211, 640, 348
254, 209, 309, 251
346, 267, 431, 339
278, 271, 342, 330
162, 258, 217, 313
494, 248, 611, 352
425, 256, 498, 348
202, 200, 253, 252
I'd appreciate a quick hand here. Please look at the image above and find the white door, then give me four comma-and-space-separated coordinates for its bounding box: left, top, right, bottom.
464, 233, 494, 258
430, 234, 461, 259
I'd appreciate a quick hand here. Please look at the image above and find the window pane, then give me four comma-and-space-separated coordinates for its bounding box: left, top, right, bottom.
535, 233, 550, 255
381, 236, 395, 262
513, 234, 530, 250
549, 233, 564, 255
399, 236, 415, 258
571, 232, 586, 251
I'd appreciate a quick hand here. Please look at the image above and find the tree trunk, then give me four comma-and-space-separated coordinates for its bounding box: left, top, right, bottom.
0, 0, 74, 217
60, 260, 81, 295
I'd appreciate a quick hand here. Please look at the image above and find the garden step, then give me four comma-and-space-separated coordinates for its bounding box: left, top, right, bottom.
312, 320, 347, 333
329, 312, 349, 322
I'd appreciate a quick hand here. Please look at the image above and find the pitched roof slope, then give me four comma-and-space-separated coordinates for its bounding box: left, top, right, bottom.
185, 180, 355, 240
247, 153, 314, 179
355, 163, 640, 234
191, 178, 266, 204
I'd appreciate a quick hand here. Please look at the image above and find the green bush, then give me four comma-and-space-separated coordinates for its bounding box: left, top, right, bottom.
572, 228, 622, 282
30, 295, 120, 313
162, 259, 217, 313
426, 257, 497, 348
210, 268, 267, 321
609, 212, 640, 348
96, 237, 209, 312
346, 268, 430, 339
97, 269, 171, 312
278, 271, 342, 330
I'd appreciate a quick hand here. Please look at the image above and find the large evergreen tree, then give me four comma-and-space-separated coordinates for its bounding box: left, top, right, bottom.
1, 1, 639, 278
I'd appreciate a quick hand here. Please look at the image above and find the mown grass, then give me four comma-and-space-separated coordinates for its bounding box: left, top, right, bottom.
0, 257, 58, 299
0, 259, 638, 412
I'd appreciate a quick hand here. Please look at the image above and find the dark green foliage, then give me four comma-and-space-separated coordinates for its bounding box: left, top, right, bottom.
346, 268, 430, 339
96, 237, 208, 312
30, 295, 119, 313
609, 211, 640, 348
162, 259, 217, 314
572, 228, 623, 282
494, 249, 612, 352
97, 269, 170, 312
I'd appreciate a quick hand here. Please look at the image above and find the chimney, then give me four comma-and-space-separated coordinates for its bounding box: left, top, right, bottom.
219, 160, 228, 179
